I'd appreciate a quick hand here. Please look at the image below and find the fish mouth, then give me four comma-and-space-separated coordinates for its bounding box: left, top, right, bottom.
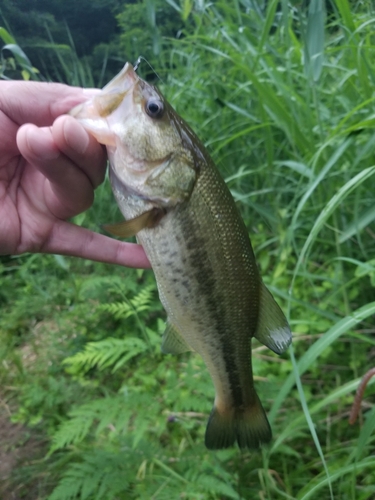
101, 62, 138, 95
69, 62, 138, 145
70, 63, 138, 119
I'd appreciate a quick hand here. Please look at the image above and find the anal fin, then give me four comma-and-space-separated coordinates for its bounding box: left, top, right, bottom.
161, 320, 192, 355
254, 282, 292, 354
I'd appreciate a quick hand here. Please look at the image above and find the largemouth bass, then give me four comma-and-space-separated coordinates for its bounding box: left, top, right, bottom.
70, 63, 292, 450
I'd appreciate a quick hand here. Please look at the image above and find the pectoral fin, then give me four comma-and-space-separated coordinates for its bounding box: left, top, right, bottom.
254, 282, 292, 354
103, 208, 165, 238
161, 320, 192, 355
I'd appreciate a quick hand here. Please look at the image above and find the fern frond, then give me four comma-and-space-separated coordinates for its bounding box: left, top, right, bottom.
48, 451, 131, 500
78, 275, 126, 299
198, 474, 239, 499
98, 301, 133, 319
47, 473, 82, 500
49, 397, 129, 452
99, 284, 155, 320
63, 337, 148, 374
130, 285, 155, 311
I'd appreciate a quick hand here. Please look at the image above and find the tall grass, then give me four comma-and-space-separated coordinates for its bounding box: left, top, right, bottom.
1, 1, 375, 499
158, 1, 375, 497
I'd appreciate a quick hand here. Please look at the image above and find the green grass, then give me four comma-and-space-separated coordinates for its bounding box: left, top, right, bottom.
1, 0, 375, 498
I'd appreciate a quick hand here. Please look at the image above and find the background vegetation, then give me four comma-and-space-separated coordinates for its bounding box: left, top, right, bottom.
1, 0, 375, 499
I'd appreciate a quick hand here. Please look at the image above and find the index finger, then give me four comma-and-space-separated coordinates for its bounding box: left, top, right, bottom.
0, 80, 98, 127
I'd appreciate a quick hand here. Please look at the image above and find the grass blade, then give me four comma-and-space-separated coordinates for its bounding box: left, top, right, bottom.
270, 301, 375, 423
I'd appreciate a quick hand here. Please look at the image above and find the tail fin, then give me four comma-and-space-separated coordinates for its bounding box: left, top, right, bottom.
204, 393, 272, 450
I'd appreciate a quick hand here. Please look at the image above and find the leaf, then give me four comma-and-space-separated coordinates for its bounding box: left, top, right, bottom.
274, 374, 375, 451
182, 0, 193, 21
256, 0, 279, 56
49, 397, 129, 452
98, 284, 155, 320
339, 205, 375, 243
297, 457, 375, 500
48, 451, 131, 500
63, 337, 148, 374
292, 165, 375, 289
291, 139, 352, 228
270, 301, 375, 423
1, 43, 38, 80
353, 406, 375, 462
305, 0, 326, 82
53, 255, 70, 271
275, 160, 314, 179
0, 27, 16, 45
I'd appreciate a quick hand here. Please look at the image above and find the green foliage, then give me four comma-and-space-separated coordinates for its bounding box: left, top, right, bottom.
2, 1, 375, 499
98, 284, 156, 320
0, 27, 40, 79
0, 0, 188, 84
64, 337, 149, 374
0, 0, 119, 83
116, 0, 186, 73
47, 451, 133, 500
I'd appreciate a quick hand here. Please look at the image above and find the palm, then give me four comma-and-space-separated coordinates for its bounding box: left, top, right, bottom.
0, 157, 38, 255
0, 156, 67, 255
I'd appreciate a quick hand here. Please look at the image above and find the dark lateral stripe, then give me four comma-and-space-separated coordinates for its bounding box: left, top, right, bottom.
176, 154, 261, 411
183, 218, 246, 408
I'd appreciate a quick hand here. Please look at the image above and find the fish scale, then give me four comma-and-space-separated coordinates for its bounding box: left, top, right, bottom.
70, 62, 292, 450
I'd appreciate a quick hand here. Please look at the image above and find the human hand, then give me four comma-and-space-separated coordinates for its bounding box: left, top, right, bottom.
0, 80, 150, 268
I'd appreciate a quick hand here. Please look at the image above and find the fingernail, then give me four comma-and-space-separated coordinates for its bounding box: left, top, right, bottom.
64, 119, 90, 155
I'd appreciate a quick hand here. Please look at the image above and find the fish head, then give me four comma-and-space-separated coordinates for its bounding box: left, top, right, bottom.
70, 63, 199, 205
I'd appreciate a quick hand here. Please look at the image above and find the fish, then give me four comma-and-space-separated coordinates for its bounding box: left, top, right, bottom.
70, 63, 292, 450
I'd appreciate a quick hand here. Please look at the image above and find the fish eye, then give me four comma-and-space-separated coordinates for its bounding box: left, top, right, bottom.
145, 98, 164, 119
